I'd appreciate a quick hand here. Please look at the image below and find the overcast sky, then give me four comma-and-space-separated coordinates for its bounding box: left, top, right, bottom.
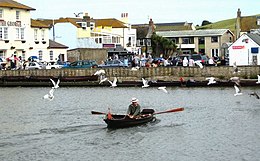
19, 0, 260, 26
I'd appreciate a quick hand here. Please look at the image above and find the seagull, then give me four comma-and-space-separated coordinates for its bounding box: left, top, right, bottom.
195, 61, 203, 69
234, 84, 242, 96
206, 77, 216, 85
50, 78, 60, 89
158, 86, 168, 93
230, 77, 241, 87
99, 77, 108, 84
108, 77, 117, 87
233, 61, 241, 74
94, 69, 105, 76
249, 92, 260, 99
141, 78, 150, 88
74, 12, 83, 17
256, 75, 260, 84
43, 88, 55, 101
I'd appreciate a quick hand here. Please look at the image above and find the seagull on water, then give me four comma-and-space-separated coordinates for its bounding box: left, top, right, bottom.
141, 78, 150, 88
234, 84, 242, 96
256, 75, 260, 84
206, 77, 216, 85
108, 77, 117, 87
158, 86, 168, 93
50, 78, 60, 89
43, 88, 55, 101
249, 91, 260, 99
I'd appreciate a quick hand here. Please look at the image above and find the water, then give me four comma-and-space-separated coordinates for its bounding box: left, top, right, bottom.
0, 86, 259, 161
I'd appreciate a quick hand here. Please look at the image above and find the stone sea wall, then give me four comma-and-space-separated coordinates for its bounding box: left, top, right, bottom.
0, 66, 259, 82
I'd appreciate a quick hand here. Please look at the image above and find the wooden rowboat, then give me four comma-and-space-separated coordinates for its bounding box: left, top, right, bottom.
91, 107, 184, 129
104, 109, 155, 128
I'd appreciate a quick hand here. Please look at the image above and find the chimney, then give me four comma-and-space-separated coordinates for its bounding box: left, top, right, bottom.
235, 8, 241, 40
83, 12, 91, 27
120, 13, 129, 24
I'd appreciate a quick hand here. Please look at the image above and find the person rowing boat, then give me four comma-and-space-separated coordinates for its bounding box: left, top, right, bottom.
127, 97, 141, 118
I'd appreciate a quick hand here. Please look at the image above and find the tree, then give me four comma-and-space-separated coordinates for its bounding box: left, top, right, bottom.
151, 33, 177, 58
201, 20, 212, 26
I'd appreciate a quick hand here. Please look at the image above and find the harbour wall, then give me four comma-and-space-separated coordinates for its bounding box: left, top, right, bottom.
0, 66, 259, 82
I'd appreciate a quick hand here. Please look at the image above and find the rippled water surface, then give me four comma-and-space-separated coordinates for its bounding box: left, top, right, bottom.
0, 86, 260, 161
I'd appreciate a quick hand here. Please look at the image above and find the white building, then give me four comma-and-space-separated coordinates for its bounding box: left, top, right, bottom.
0, 0, 68, 63
228, 33, 260, 66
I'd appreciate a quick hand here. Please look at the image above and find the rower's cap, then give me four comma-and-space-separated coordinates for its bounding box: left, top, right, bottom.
131, 97, 139, 103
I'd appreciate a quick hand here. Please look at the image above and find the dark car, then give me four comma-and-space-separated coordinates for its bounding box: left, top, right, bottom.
98, 60, 128, 68
190, 54, 208, 65
63, 60, 98, 69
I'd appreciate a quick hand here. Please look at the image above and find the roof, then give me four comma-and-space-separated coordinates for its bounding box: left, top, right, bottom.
94, 18, 127, 28
156, 29, 234, 37
48, 40, 68, 49
31, 19, 50, 28
247, 33, 260, 46
240, 15, 260, 32
0, 0, 35, 10
155, 22, 194, 31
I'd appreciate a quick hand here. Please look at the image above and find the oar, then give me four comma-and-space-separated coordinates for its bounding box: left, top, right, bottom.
154, 107, 184, 115
91, 110, 106, 115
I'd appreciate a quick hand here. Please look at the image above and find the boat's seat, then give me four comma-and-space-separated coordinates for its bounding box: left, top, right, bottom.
141, 109, 155, 114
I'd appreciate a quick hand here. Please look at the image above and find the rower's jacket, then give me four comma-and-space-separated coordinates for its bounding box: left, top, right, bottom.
127, 104, 141, 116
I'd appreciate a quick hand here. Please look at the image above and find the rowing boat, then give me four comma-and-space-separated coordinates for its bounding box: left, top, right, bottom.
104, 109, 155, 128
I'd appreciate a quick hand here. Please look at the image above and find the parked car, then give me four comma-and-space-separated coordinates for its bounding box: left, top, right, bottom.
25, 62, 47, 70
63, 60, 98, 69
190, 54, 208, 65
0, 58, 7, 69
98, 60, 128, 68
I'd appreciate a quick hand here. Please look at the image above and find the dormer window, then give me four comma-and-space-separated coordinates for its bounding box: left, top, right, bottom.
16, 10, 20, 20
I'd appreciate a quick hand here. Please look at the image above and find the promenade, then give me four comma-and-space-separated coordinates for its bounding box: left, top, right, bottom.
0, 66, 259, 87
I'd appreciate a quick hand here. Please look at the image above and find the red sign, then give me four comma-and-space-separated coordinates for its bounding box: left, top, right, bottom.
232, 46, 245, 49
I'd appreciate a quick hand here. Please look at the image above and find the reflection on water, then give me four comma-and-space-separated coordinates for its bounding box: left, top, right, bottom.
0, 86, 260, 161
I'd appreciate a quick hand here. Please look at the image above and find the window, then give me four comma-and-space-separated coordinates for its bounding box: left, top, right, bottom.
182, 37, 194, 44
0, 9, 3, 19
50, 51, 53, 61
34, 29, 38, 40
0, 27, 8, 40
38, 51, 43, 61
41, 29, 45, 40
211, 49, 219, 57
211, 36, 218, 43
199, 37, 205, 44
16, 11, 20, 20
15, 28, 25, 40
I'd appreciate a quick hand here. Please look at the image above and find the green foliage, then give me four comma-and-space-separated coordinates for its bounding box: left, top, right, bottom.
151, 33, 177, 58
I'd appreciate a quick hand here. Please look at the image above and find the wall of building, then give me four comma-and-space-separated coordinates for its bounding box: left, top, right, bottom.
0, 66, 259, 81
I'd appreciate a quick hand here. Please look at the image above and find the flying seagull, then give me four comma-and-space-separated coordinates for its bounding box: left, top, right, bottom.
43, 88, 55, 101
99, 77, 108, 84
256, 75, 260, 84
50, 78, 60, 89
206, 77, 216, 85
94, 69, 105, 76
158, 86, 168, 93
249, 91, 260, 99
141, 78, 150, 88
233, 61, 241, 74
230, 76, 241, 87
108, 77, 117, 87
234, 84, 242, 96
195, 61, 203, 69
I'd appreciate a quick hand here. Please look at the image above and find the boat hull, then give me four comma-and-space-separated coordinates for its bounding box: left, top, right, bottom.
104, 114, 155, 128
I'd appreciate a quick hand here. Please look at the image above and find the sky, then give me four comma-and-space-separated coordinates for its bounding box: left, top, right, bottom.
18, 0, 260, 26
